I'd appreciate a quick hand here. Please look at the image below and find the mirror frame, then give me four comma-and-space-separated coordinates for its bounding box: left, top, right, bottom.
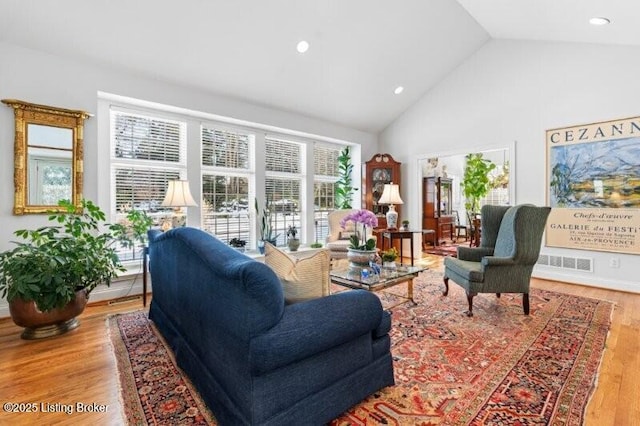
2, 99, 91, 215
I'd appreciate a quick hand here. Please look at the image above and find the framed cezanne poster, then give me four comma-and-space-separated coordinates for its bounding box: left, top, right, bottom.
546, 116, 640, 254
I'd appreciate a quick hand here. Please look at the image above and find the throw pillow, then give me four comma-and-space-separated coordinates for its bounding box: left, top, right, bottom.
264, 243, 330, 304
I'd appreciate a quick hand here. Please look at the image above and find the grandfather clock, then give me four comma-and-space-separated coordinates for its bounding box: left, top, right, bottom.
362, 153, 401, 230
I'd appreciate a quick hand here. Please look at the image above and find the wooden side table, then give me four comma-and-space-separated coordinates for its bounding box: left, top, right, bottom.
381, 230, 416, 266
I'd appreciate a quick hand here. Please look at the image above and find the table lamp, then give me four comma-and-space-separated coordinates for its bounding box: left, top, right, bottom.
378, 183, 403, 230
161, 179, 198, 228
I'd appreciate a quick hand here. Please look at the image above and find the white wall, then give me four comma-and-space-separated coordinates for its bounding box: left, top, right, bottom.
0, 41, 378, 317
380, 39, 640, 293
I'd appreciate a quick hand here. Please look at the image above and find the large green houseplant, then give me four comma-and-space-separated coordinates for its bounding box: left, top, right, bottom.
0, 199, 145, 338
335, 146, 357, 209
461, 153, 497, 213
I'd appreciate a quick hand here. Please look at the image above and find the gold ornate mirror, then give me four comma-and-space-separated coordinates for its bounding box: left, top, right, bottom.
2, 99, 91, 215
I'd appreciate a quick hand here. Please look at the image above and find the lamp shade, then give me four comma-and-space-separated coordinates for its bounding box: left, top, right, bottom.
378, 183, 403, 205
161, 180, 198, 207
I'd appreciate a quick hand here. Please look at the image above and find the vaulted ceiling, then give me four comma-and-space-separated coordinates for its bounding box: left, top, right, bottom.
1, 1, 638, 133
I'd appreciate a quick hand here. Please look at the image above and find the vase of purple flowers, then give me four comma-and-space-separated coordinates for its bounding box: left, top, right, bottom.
340, 210, 379, 275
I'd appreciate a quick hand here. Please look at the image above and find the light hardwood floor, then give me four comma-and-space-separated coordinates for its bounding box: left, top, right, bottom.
0, 255, 638, 425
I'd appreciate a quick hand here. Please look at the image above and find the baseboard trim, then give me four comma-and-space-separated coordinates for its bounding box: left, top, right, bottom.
533, 268, 639, 294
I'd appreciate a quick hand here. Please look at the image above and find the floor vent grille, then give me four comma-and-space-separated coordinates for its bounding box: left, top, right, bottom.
537, 253, 593, 272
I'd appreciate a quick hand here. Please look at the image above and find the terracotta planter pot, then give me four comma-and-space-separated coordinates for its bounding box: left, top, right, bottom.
9, 289, 88, 340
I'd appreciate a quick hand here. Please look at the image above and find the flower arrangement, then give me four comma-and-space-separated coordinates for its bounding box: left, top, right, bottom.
340, 209, 378, 251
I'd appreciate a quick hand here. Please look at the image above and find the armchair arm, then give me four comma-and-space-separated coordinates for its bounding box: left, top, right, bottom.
481, 256, 516, 267
250, 290, 384, 375
457, 246, 494, 262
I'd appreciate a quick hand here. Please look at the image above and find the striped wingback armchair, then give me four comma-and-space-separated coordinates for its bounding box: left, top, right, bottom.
443, 204, 551, 317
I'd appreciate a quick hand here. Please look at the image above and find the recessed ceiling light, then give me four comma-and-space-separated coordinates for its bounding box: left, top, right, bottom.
296, 40, 310, 53
589, 17, 610, 26
394, 86, 404, 95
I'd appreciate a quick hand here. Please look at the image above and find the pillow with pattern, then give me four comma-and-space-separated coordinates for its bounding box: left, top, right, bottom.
264, 243, 330, 304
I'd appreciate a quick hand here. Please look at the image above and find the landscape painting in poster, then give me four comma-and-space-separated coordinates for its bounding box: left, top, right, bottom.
546, 116, 640, 254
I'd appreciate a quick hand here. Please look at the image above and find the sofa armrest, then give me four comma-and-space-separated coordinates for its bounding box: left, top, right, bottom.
250, 290, 384, 375
457, 246, 494, 262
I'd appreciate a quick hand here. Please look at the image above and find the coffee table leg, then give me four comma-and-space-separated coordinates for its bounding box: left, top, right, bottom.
408, 278, 415, 304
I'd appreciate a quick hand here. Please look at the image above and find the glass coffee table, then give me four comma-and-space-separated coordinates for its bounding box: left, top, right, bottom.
330, 265, 425, 309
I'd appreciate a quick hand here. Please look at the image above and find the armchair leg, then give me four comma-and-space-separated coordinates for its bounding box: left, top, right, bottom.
465, 292, 476, 317
496, 293, 501, 298
443, 277, 449, 296
523, 293, 530, 315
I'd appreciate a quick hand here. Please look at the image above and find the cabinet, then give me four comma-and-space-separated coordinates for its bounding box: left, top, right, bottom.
362, 153, 401, 230
422, 177, 454, 245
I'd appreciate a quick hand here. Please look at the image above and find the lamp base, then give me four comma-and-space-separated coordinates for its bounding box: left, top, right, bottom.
386, 205, 399, 230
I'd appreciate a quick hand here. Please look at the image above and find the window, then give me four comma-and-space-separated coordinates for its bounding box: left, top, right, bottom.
104, 95, 355, 254
201, 126, 253, 246
110, 109, 187, 260
313, 143, 343, 242
265, 137, 304, 245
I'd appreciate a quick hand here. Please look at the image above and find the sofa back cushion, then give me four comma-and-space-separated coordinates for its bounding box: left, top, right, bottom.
264, 243, 331, 304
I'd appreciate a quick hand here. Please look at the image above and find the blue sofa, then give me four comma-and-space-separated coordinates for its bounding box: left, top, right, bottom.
147, 228, 395, 425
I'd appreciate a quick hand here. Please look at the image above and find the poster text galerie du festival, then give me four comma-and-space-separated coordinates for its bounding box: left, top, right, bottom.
546, 116, 640, 255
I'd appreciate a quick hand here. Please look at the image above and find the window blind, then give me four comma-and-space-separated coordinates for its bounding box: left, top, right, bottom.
112, 111, 184, 163
202, 127, 250, 169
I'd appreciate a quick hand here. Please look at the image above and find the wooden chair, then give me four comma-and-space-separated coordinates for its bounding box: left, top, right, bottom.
453, 210, 469, 241
467, 211, 481, 247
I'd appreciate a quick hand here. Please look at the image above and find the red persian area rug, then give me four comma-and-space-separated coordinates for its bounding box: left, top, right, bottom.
109, 269, 612, 425
108, 312, 215, 425
423, 241, 463, 257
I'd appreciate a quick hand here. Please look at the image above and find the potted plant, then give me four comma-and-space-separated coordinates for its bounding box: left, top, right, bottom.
229, 238, 247, 252
286, 225, 301, 252
340, 210, 378, 275
462, 153, 497, 214
335, 146, 357, 209
381, 247, 399, 269
254, 196, 279, 254
401, 220, 410, 231
0, 199, 137, 339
